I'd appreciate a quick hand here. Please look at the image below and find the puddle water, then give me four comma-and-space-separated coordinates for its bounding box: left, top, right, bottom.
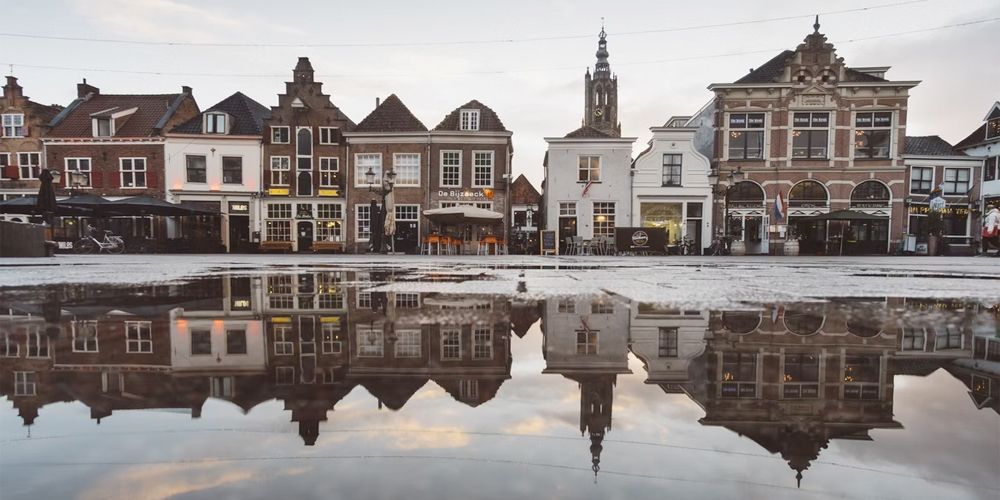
1, 269, 998, 499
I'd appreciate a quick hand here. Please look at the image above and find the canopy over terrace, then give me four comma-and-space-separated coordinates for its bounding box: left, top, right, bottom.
422, 206, 505, 254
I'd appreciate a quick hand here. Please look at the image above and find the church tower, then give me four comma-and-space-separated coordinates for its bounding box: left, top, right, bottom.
583, 26, 620, 137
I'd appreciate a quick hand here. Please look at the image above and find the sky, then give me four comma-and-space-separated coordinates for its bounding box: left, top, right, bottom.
2, 0, 998, 188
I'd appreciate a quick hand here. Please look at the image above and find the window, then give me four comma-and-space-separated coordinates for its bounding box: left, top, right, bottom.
441, 328, 461, 360
226, 330, 247, 355
355, 153, 382, 187
782, 353, 820, 399
440, 151, 461, 187
910, 166, 933, 194
319, 158, 339, 187
191, 330, 212, 355
94, 117, 112, 137
72, 321, 99, 353
395, 205, 419, 225
271, 126, 290, 144
987, 117, 1000, 140
721, 352, 757, 398
985, 157, 998, 182
222, 157, 242, 184
576, 330, 598, 355
843, 355, 880, 400
120, 158, 147, 188
275, 366, 295, 385
578, 155, 601, 182
460, 109, 480, 131
473, 327, 492, 360
267, 203, 292, 220
792, 112, 829, 159
186, 155, 207, 183
943, 168, 970, 195
395, 292, 420, 308
358, 325, 384, 357
559, 202, 577, 216
557, 298, 575, 314
728, 113, 765, 159
459, 379, 479, 400
211, 376, 234, 398
205, 113, 226, 134
17, 152, 40, 180
658, 327, 678, 357
935, 325, 963, 350
26, 332, 48, 358
394, 153, 420, 186
14, 372, 36, 396
316, 203, 343, 242
0, 153, 9, 179
854, 112, 892, 159
296, 127, 312, 158
356, 204, 371, 241
270, 156, 290, 186
473, 151, 493, 187
357, 292, 372, 309
593, 202, 616, 238
266, 203, 292, 241
901, 327, 927, 351
65, 158, 92, 187
395, 329, 422, 358
662, 154, 682, 186
319, 127, 339, 144
591, 301, 614, 314
125, 321, 152, 353
274, 325, 293, 355
1, 334, 18, 357
321, 323, 342, 354
2, 113, 25, 137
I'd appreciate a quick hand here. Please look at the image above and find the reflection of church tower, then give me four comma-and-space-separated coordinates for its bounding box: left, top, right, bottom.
583, 26, 620, 137
573, 374, 616, 476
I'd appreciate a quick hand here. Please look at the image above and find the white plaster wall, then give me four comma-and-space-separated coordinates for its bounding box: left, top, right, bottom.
164, 137, 262, 197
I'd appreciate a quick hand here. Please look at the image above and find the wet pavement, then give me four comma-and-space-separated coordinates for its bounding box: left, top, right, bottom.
0, 262, 998, 499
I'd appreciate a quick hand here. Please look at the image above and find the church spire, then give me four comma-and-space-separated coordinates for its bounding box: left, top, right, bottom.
813, 15, 820, 33
595, 23, 610, 75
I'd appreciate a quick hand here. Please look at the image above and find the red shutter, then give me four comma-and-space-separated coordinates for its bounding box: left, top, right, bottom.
146, 170, 158, 189
91, 169, 103, 188
3, 164, 16, 179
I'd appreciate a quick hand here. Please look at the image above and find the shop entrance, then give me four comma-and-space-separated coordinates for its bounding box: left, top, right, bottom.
791, 218, 827, 255
559, 216, 577, 254
845, 219, 889, 255
393, 221, 419, 253
296, 221, 313, 252
228, 215, 251, 253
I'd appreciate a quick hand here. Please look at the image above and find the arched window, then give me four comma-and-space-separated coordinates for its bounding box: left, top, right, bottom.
847, 319, 882, 338
850, 181, 890, 208
783, 309, 824, 336
297, 128, 312, 157
728, 181, 765, 207
788, 180, 828, 207
722, 311, 761, 334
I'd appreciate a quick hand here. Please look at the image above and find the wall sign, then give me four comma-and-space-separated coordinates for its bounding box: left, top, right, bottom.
268, 188, 289, 196
437, 188, 495, 200
228, 201, 250, 214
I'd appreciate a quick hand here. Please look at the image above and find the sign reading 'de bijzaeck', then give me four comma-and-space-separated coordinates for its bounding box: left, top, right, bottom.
615, 227, 667, 254
437, 188, 495, 200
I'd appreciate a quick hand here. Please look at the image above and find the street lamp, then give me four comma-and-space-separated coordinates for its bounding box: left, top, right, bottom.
365, 166, 396, 254
712, 167, 745, 247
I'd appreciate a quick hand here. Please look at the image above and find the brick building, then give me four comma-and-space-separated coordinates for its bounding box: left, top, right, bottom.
508, 173, 542, 253
0, 76, 62, 213
707, 19, 919, 255
261, 58, 354, 253
343, 94, 429, 254
42, 80, 199, 239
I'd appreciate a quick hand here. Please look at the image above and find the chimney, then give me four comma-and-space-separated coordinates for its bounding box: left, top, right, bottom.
182, 85, 192, 94
376, 97, 380, 109
4, 76, 21, 100
77, 78, 99, 98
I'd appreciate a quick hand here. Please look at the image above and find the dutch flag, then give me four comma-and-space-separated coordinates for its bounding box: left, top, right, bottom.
773, 191, 786, 222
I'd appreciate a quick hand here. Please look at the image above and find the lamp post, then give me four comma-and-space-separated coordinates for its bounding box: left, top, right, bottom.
710, 167, 745, 251
364, 166, 396, 254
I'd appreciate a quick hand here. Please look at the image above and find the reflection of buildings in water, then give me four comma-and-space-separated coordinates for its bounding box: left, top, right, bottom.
628, 303, 708, 394
540, 296, 631, 475
945, 329, 1000, 415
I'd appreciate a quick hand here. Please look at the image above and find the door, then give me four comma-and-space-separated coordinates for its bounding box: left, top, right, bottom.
228, 215, 250, 253
558, 216, 577, 254
393, 222, 419, 253
297, 221, 314, 252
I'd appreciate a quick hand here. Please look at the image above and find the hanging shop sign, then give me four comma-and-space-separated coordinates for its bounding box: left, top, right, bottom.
437, 188, 495, 200
228, 201, 250, 214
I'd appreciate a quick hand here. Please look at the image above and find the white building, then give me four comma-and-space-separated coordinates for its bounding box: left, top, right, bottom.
631, 112, 715, 253
164, 92, 269, 252
543, 29, 636, 254
955, 101, 1000, 209
627, 304, 708, 386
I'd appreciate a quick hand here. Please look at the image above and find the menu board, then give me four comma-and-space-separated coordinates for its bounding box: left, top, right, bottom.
539, 230, 557, 255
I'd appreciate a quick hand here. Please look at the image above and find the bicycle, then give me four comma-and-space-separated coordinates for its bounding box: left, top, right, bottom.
74, 226, 125, 254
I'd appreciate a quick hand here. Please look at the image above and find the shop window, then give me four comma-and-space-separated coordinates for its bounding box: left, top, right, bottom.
851, 181, 890, 207
728, 113, 765, 159
639, 202, 682, 243
854, 112, 892, 159
721, 352, 757, 398
593, 202, 616, 238
728, 181, 765, 207
792, 112, 829, 159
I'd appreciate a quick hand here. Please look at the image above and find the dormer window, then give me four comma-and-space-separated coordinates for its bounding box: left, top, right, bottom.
988, 117, 1000, 140
205, 113, 227, 134
460, 109, 480, 131
94, 118, 112, 137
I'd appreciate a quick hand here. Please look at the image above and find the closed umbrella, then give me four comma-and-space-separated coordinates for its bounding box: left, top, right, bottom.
383, 190, 396, 238
369, 199, 383, 252
35, 169, 57, 224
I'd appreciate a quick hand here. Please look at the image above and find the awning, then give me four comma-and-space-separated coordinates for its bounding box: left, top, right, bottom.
802, 209, 885, 221
0, 196, 92, 216
423, 206, 503, 225
109, 196, 216, 216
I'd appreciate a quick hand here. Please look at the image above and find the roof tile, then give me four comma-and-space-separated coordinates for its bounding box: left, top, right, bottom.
354, 94, 427, 133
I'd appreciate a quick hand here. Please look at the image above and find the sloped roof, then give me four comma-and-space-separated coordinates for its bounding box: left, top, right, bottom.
171, 92, 269, 135
354, 94, 428, 133
509, 174, 542, 205
434, 100, 507, 132
955, 123, 991, 150
844, 68, 887, 82
48, 93, 187, 137
733, 49, 888, 84
564, 125, 613, 139
904, 135, 966, 156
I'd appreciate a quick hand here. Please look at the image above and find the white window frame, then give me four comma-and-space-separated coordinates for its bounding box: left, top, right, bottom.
440, 150, 461, 187
0, 153, 10, 179
2, 113, 25, 137
460, 109, 480, 131
909, 166, 934, 195
270, 156, 291, 186
17, 152, 40, 180
93, 117, 113, 138
65, 157, 92, 188
205, 112, 227, 134
393, 153, 421, 187
394, 329, 422, 358
1, 333, 19, 357
356, 204, 371, 241
275, 366, 295, 385
26, 332, 49, 358
441, 327, 462, 360
558, 202, 577, 216
472, 151, 494, 188
726, 112, 767, 160
592, 201, 616, 238
853, 111, 894, 160
14, 371, 36, 396
319, 157, 339, 187
576, 329, 598, 355
271, 126, 290, 144
578, 155, 601, 183
942, 167, 971, 195
319, 127, 339, 145
72, 320, 99, 353
355, 153, 382, 187
472, 326, 492, 360
357, 325, 384, 357
119, 157, 147, 189
125, 321, 152, 353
